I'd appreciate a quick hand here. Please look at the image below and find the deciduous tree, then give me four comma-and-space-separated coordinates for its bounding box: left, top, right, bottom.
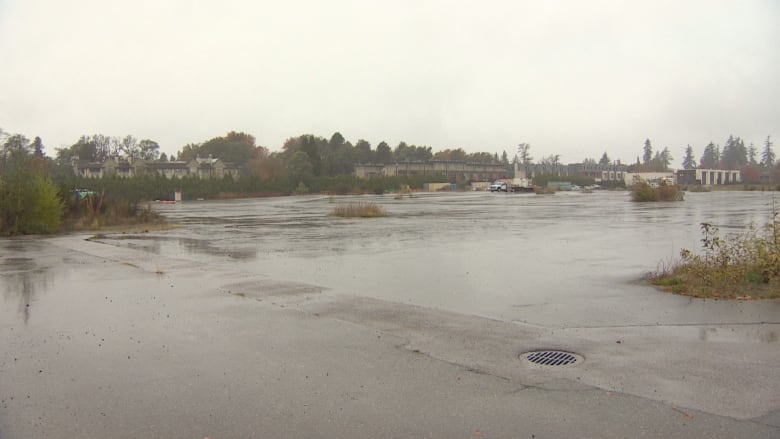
539, 154, 561, 165
285, 150, 314, 180
0, 146, 62, 235
121, 135, 139, 159
375, 141, 393, 164
433, 148, 467, 162
517, 143, 532, 164
138, 139, 160, 161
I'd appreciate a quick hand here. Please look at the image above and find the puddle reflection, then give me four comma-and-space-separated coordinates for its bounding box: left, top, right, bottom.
1, 252, 52, 324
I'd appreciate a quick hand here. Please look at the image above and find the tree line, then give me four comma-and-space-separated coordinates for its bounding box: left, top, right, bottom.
3, 124, 780, 236
17, 126, 779, 181
48, 130, 513, 180
680, 135, 776, 170
55, 134, 162, 163
679, 135, 778, 183
0, 128, 455, 235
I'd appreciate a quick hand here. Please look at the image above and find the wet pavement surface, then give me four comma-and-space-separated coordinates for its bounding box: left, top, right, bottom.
1, 190, 779, 438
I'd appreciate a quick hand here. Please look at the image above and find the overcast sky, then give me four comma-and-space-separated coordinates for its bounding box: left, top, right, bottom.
1, 0, 778, 165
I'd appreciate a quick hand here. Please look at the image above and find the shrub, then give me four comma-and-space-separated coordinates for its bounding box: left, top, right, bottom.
330, 202, 387, 218
24, 175, 64, 234
394, 184, 413, 200
534, 186, 555, 195
649, 210, 780, 298
631, 181, 683, 202
293, 182, 310, 195
0, 172, 63, 235
61, 190, 163, 230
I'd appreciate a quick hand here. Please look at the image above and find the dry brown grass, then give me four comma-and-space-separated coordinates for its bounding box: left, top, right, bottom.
534, 186, 556, 195
649, 214, 780, 299
330, 202, 387, 218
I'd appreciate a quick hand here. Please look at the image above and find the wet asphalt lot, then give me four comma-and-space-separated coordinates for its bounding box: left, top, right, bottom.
1, 190, 779, 438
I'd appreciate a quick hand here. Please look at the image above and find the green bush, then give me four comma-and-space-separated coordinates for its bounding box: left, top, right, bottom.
631, 181, 683, 202
0, 171, 63, 235
650, 213, 780, 298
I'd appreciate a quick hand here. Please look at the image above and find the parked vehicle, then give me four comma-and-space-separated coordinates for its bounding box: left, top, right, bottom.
490, 180, 535, 193
489, 181, 508, 192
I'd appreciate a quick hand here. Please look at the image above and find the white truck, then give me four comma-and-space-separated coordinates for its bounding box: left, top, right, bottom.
490, 178, 534, 193
489, 181, 508, 192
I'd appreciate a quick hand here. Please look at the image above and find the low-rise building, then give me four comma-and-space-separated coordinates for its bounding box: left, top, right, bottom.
514, 162, 628, 183
623, 172, 676, 187
72, 156, 240, 179
676, 169, 741, 185
354, 161, 508, 182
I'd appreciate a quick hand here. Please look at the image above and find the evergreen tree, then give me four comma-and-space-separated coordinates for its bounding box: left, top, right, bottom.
748, 143, 757, 165
31, 136, 44, 158
642, 138, 653, 165
700, 142, 719, 169
721, 135, 748, 169
762, 135, 775, 166
682, 145, 695, 170
599, 152, 610, 166
659, 147, 672, 171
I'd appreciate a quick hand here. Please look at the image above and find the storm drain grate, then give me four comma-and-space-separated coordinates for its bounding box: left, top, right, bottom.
524, 350, 580, 366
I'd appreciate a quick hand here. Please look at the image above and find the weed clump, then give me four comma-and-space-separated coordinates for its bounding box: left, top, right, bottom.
649, 210, 780, 299
394, 184, 413, 200
631, 181, 684, 202
330, 202, 387, 218
63, 190, 164, 231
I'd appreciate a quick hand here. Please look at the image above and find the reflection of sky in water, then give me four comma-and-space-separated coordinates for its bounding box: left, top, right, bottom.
75, 191, 780, 328
94, 235, 258, 260
0, 244, 52, 324
144, 191, 779, 259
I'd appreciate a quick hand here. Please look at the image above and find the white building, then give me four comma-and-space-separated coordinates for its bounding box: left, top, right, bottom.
623, 172, 676, 187
676, 169, 741, 185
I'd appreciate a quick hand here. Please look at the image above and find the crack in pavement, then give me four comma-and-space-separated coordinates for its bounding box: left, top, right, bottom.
512, 320, 780, 328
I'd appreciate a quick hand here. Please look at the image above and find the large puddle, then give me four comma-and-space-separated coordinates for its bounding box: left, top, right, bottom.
92, 190, 780, 328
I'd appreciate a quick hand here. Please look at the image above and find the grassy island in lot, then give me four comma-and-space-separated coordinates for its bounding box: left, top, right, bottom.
649, 212, 780, 299
330, 202, 387, 218
631, 181, 684, 202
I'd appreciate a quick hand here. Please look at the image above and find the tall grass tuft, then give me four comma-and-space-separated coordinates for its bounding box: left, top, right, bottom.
330, 202, 387, 218
394, 184, 413, 200
649, 207, 780, 299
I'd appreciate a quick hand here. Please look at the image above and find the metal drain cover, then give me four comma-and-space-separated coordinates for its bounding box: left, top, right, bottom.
523, 350, 581, 366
